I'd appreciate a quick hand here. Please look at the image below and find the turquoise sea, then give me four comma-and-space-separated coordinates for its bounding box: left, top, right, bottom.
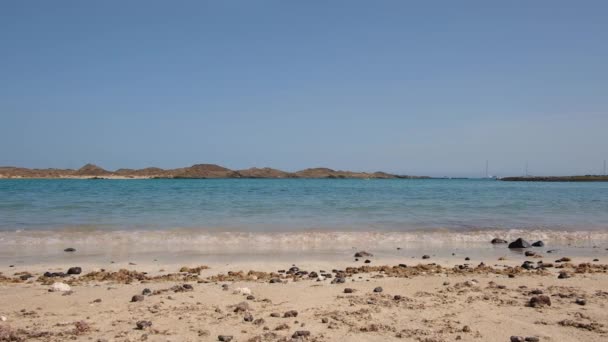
1, 178, 608, 260
1, 178, 608, 232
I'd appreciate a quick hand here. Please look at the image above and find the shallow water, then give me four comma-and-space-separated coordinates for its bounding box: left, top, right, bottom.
1, 179, 607, 260
2, 178, 608, 231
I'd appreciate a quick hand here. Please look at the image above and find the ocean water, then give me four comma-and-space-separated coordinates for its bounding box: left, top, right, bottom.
1, 179, 608, 256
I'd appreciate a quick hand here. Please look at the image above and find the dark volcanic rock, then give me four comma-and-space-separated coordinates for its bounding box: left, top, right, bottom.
558, 271, 571, 279
331, 277, 346, 284
525, 337, 540, 342
269, 278, 282, 284
142, 288, 152, 296
131, 295, 145, 302
354, 251, 373, 258
64, 247, 76, 252
292, 331, 311, 338
343, 288, 355, 294
243, 312, 253, 322
521, 261, 535, 270
491, 238, 508, 244
529, 295, 551, 307
373, 287, 383, 293
531, 241, 544, 247
135, 320, 152, 330
364, 259, 371, 264
510, 337, 525, 342
422, 255, 430, 259
67, 267, 82, 275
218, 336, 233, 342
575, 298, 586, 306
524, 251, 536, 257
44, 272, 67, 278
508, 238, 531, 249
283, 310, 298, 318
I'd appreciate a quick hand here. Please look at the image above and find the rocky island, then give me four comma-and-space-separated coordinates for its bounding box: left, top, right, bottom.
0, 164, 429, 180
501, 176, 608, 182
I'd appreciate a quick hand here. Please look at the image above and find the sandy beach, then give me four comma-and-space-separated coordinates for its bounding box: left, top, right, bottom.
1, 244, 607, 342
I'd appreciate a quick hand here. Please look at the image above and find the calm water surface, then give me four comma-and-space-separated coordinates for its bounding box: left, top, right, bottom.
1, 178, 607, 232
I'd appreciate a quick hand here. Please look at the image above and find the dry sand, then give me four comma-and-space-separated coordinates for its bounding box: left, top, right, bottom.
1, 252, 607, 342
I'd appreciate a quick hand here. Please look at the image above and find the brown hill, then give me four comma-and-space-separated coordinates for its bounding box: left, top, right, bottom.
237, 167, 295, 178
76, 164, 111, 176
171, 164, 240, 178
0, 163, 428, 179
294, 168, 399, 179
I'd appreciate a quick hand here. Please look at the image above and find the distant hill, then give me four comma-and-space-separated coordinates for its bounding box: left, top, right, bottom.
0, 164, 429, 179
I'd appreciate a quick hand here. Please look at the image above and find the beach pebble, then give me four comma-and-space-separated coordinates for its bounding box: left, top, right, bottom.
529, 295, 551, 307
50, 282, 71, 292
462, 325, 471, 333
393, 295, 402, 300
246, 295, 255, 300
67, 267, 82, 275
142, 288, 152, 296
525, 337, 540, 342
19, 274, 33, 281
593, 259, 599, 262
491, 238, 508, 244
275, 323, 290, 331
558, 271, 571, 279
218, 335, 233, 342
44, 272, 67, 278
321, 318, 329, 323
233, 301, 250, 313
331, 277, 345, 284
0, 316, 6, 322
556, 257, 571, 262
343, 288, 355, 294
270, 312, 281, 317
233, 287, 252, 296
525, 251, 536, 257
575, 298, 586, 306
465, 257, 470, 261
308, 272, 318, 278
135, 320, 152, 330
283, 310, 298, 318
521, 261, 535, 270
531, 241, 544, 247
508, 238, 531, 249
510, 337, 525, 342
64, 248, 76, 252
292, 331, 311, 338
253, 318, 265, 326
422, 255, 430, 259
243, 312, 253, 322
131, 295, 145, 302
354, 251, 373, 258
373, 287, 383, 293
364, 259, 371, 263
269, 278, 281, 284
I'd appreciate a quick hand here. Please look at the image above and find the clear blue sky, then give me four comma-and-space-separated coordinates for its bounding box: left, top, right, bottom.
1, 1, 607, 177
